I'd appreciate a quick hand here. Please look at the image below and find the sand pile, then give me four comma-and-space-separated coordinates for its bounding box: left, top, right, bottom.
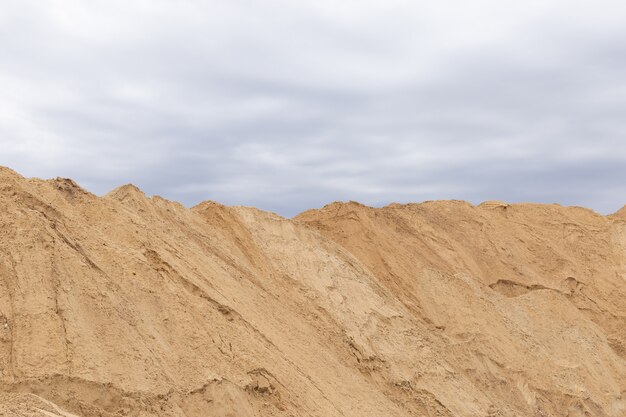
0, 167, 624, 416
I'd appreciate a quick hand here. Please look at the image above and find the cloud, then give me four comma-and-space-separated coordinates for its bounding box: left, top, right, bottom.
1, 0, 626, 216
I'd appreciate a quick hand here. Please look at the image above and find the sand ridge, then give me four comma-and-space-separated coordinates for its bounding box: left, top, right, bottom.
0, 168, 624, 416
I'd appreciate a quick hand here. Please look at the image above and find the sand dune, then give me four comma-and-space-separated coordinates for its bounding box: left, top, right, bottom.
0, 167, 624, 416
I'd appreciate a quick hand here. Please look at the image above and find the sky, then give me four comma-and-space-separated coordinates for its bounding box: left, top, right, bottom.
1, 0, 626, 217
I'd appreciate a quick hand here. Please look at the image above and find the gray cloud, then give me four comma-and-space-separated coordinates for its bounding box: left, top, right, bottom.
1, 0, 626, 216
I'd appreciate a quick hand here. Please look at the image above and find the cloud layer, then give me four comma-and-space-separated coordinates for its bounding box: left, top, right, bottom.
1, 0, 626, 216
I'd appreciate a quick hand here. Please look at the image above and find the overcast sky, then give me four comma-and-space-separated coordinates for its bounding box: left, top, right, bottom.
1, 1, 626, 216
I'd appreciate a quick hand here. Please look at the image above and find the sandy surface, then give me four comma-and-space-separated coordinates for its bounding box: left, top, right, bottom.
0, 167, 624, 416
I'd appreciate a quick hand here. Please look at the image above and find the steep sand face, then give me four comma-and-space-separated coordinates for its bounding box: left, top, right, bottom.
0, 168, 624, 417
297, 201, 626, 416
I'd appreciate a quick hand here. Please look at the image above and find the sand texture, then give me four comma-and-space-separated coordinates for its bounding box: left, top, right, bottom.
0, 167, 624, 416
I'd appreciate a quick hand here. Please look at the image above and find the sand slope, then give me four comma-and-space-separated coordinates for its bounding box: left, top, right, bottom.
0, 167, 624, 416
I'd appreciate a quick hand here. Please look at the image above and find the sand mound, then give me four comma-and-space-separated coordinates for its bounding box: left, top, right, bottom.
0, 169, 624, 416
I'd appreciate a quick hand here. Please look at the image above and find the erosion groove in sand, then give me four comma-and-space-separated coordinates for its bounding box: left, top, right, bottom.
0, 167, 624, 416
